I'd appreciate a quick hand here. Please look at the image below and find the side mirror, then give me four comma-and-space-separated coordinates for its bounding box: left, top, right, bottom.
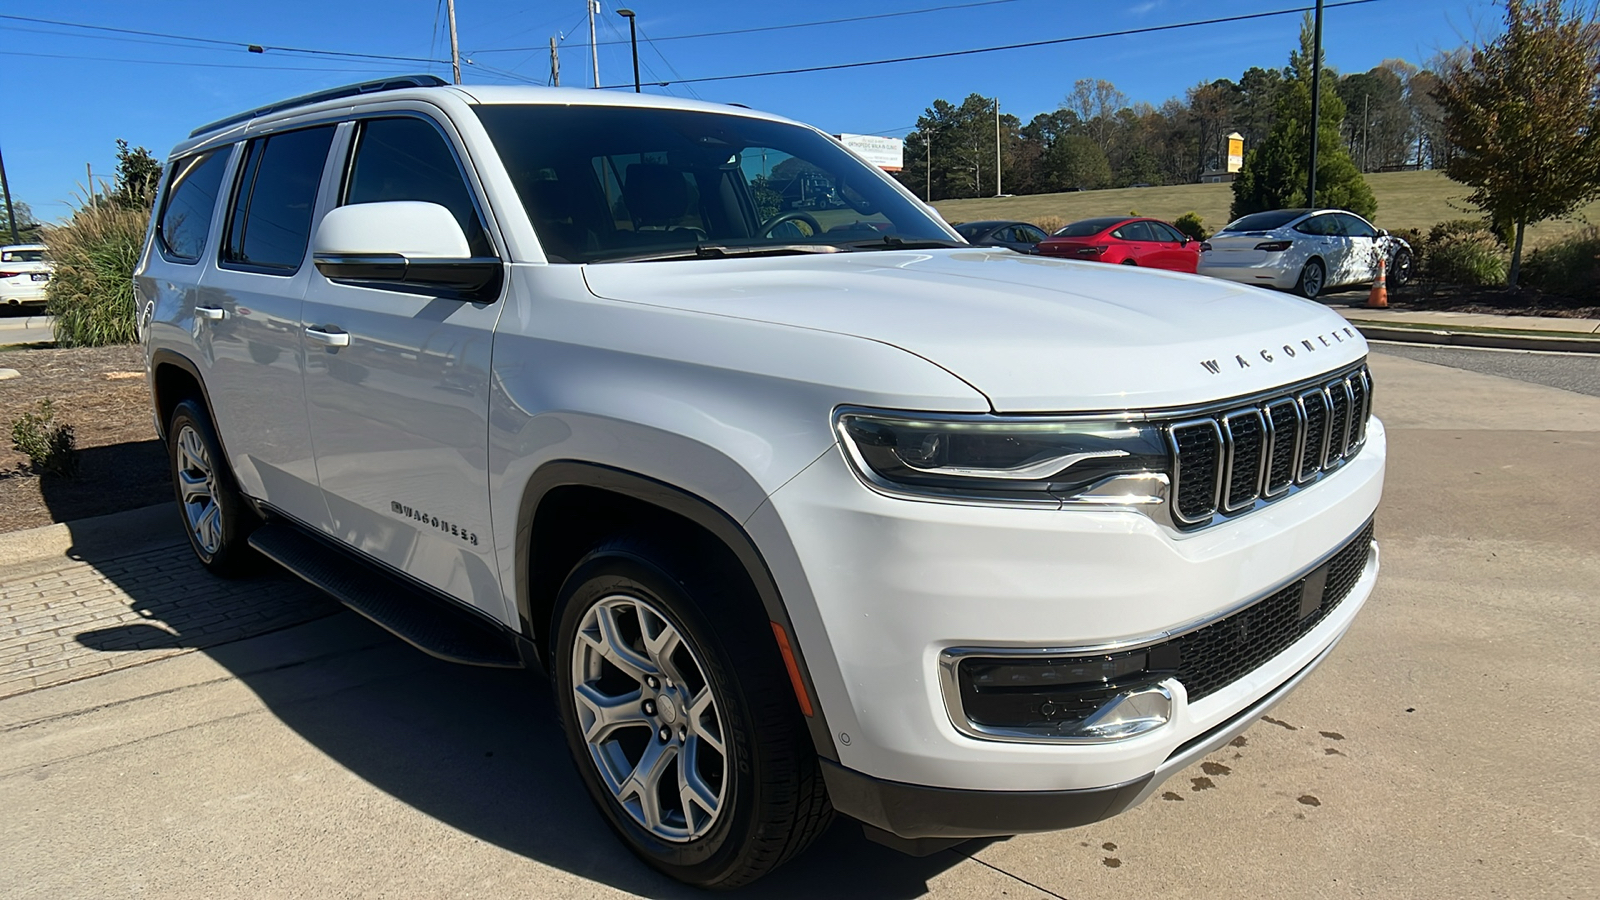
1180, 235, 1191, 245
312, 201, 500, 298
1376, 228, 1389, 237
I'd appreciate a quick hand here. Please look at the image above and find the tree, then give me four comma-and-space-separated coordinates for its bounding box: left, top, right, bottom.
1066, 78, 1127, 157
0, 199, 40, 244
1337, 67, 1409, 170
1232, 14, 1376, 220
111, 139, 162, 211
1435, 0, 1600, 285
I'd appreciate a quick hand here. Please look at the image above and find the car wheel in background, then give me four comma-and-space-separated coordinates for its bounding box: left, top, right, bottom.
1295, 259, 1325, 299
552, 536, 831, 889
1388, 248, 1413, 288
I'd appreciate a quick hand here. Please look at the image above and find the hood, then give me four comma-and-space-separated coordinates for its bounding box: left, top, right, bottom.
581, 249, 1368, 413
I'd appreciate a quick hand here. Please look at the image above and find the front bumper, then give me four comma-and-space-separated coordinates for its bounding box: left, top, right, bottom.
757, 417, 1384, 813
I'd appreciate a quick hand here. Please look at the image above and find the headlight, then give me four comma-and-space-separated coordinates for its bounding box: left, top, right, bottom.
835, 409, 1169, 504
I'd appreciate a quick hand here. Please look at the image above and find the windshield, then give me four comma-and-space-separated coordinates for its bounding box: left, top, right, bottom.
474, 104, 952, 263
1222, 210, 1307, 232
1054, 217, 1125, 237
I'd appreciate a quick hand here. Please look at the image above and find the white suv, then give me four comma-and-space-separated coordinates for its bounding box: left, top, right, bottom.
138, 76, 1384, 889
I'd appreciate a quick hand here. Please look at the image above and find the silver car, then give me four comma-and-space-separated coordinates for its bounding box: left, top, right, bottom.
1198, 208, 1412, 299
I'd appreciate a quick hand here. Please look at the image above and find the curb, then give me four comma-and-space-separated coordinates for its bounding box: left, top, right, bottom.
1348, 322, 1600, 354
0, 504, 183, 570
0, 315, 50, 331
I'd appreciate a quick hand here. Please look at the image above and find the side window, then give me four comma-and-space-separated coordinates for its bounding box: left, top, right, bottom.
1017, 225, 1047, 243
157, 151, 229, 262
1339, 214, 1377, 238
1119, 221, 1155, 242
1151, 222, 1185, 242
222, 126, 336, 272
345, 117, 493, 257
1296, 215, 1332, 236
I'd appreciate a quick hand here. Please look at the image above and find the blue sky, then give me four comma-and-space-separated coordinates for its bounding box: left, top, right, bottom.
3, 0, 1502, 222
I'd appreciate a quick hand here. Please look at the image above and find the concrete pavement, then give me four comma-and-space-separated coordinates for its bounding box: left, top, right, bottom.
0, 312, 54, 347
1, 349, 1597, 898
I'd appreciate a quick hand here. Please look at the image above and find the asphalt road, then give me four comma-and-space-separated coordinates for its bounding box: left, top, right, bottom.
0, 311, 53, 346
1, 349, 1596, 898
1374, 340, 1600, 397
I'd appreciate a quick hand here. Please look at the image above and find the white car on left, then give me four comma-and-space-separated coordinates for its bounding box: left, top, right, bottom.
0, 243, 52, 308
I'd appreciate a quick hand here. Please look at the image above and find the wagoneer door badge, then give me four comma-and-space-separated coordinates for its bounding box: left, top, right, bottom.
390, 500, 479, 546
1200, 326, 1358, 374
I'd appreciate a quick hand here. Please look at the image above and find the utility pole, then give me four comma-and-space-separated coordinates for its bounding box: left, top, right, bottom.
1306, 0, 1324, 207
925, 130, 932, 202
550, 36, 560, 86
588, 0, 600, 88
994, 99, 1002, 197
0, 142, 18, 244
446, 0, 461, 85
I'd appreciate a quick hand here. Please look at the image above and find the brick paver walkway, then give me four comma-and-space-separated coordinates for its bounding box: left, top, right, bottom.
1, 541, 338, 698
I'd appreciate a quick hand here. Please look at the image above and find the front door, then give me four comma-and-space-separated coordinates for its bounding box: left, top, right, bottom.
301, 114, 508, 619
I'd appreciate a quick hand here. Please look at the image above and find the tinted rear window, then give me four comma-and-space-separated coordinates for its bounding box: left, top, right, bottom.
157, 151, 229, 262
223, 126, 336, 271
1222, 210, 1306, 232
1055, 217, 1125, 237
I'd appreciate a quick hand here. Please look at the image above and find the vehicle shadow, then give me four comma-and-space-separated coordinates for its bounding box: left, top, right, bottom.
66, 522, 977, 897
32, 439, 171, 525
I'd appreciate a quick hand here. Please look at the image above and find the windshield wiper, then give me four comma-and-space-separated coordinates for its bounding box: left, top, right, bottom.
593, 243, 845, 264
842, 235, 967, 251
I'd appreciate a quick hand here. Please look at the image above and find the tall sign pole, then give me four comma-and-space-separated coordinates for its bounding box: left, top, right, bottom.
1307, 0, 1324, 207
446, 0, 461, 84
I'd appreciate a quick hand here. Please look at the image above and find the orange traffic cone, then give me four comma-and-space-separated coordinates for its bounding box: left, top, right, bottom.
1367, 255, 1389, 308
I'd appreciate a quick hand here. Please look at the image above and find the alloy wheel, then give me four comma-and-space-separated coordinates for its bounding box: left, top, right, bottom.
175, 424, 222, 556
571, 594, 728, 842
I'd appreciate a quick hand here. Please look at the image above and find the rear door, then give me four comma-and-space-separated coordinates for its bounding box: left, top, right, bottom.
300, 112, 507, 618
1112, 220, 1157, 264
192, 126, 339, 531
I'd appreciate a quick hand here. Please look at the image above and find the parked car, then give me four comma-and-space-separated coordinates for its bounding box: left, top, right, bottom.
138, 76, 1383, 889
953, 219, 1049, 253
1197, 208, 1413, 299
1034, 217, 1201, 272
0, 243, 52, 308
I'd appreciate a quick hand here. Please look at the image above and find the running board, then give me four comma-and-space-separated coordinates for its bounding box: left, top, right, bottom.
248, 522, 524, 668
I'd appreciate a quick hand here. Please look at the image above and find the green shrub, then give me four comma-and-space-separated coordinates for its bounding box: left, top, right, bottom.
1426, 231, 1509, 286
10, 399, 78, 478
1427, 218, 1502, 247
1523, 226, 1600, 299
41, 201, 149, 347
1173, 211, 1208, 241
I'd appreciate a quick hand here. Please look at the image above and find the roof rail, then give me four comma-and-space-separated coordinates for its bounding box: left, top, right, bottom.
189, 74, 450, 138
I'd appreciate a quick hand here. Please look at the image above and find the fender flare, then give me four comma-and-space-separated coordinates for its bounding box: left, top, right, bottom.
514, 460, 840, 762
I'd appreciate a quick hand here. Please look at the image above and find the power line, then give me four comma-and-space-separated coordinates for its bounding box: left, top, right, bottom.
0, 13, 449, 64
0, 48, 404, 73
598, 0, 1389, 89
470, 0, 1024, 54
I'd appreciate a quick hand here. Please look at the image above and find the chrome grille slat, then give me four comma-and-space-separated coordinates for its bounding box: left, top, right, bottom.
1167, 363, 1371, 530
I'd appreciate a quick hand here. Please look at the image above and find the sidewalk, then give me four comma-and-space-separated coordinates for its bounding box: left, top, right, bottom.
0, 505, 337, 699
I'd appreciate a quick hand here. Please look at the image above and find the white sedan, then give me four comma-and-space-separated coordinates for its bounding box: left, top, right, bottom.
0, 244, 52, 308
1197, 209, 1412, 299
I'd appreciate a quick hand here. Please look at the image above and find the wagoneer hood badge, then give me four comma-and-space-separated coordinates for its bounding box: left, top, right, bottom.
582, 249, 1369, 412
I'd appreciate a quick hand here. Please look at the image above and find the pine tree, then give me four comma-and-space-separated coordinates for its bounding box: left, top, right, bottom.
1231, 15, 1376, 221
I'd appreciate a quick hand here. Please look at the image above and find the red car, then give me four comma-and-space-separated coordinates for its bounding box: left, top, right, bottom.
1035, 216, 1201, 272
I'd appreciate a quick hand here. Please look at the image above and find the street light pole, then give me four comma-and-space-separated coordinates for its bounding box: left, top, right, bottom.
617, 9, 640, 93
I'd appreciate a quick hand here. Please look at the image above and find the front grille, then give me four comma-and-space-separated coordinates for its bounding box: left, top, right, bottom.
951, 520, 1376, 736
1167, 362, 1371, 528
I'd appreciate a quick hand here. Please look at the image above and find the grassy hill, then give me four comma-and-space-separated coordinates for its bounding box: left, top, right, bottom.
930, 170, 1598, 250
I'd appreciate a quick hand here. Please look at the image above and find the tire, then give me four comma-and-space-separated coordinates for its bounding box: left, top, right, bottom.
1120, 258, 1138, 266
167, 399, 259, 576
1294, 258, 1325, 299
1387, 248, 1413, 289
552, 536, 831, 889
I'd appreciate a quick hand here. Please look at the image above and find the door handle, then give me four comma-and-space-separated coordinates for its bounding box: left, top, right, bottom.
195, 306, 225, 320
304, 326, 350, 347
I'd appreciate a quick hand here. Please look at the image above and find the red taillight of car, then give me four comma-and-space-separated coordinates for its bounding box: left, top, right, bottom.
0, 271, 17, 278
1076, 246, 1107, 256
1254, 241, 1292, 252
1199, 242, 1212, 253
